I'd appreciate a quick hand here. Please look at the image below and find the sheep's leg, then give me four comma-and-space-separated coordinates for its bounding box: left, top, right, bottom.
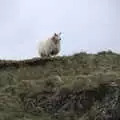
47, 54, 51, 58
40, 53, 48, 58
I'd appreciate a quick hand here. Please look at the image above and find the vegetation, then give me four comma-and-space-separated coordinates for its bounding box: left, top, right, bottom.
0, 51, 120, 120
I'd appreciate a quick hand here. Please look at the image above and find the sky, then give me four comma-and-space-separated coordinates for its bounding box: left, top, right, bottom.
0, 0, 120, 60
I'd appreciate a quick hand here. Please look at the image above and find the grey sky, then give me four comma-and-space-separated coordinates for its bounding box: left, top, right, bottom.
0, 0, 120, 59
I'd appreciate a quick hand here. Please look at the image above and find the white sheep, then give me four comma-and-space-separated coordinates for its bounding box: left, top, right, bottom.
37, 32, 62, 58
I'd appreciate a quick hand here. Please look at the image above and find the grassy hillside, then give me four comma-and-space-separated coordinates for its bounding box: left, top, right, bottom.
0, 51, 120, 120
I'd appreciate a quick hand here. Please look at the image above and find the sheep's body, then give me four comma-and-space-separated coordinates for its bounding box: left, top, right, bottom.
38, 33, 61, 58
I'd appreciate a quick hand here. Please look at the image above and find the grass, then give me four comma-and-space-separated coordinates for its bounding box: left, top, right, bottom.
0, 51, 120, 119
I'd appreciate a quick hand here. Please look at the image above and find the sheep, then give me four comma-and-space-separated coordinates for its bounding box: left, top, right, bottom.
38, 32, 62, 58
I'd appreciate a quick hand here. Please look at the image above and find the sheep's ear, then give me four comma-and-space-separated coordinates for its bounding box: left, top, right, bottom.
58, 32, 62, 36
54, 33, 57, 36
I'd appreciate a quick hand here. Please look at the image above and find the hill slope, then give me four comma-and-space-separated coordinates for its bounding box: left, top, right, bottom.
0, 51, 120, 120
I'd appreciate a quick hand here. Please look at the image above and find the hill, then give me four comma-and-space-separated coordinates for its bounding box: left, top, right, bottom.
0, 51, 120, 120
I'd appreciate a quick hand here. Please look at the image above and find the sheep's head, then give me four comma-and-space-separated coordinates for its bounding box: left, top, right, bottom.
51, 32, 62, 44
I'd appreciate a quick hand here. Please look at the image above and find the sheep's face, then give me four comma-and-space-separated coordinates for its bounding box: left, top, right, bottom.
52, 32, 62, 44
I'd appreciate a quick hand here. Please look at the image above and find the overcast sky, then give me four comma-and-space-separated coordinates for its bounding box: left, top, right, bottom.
0, 0, 120, 59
